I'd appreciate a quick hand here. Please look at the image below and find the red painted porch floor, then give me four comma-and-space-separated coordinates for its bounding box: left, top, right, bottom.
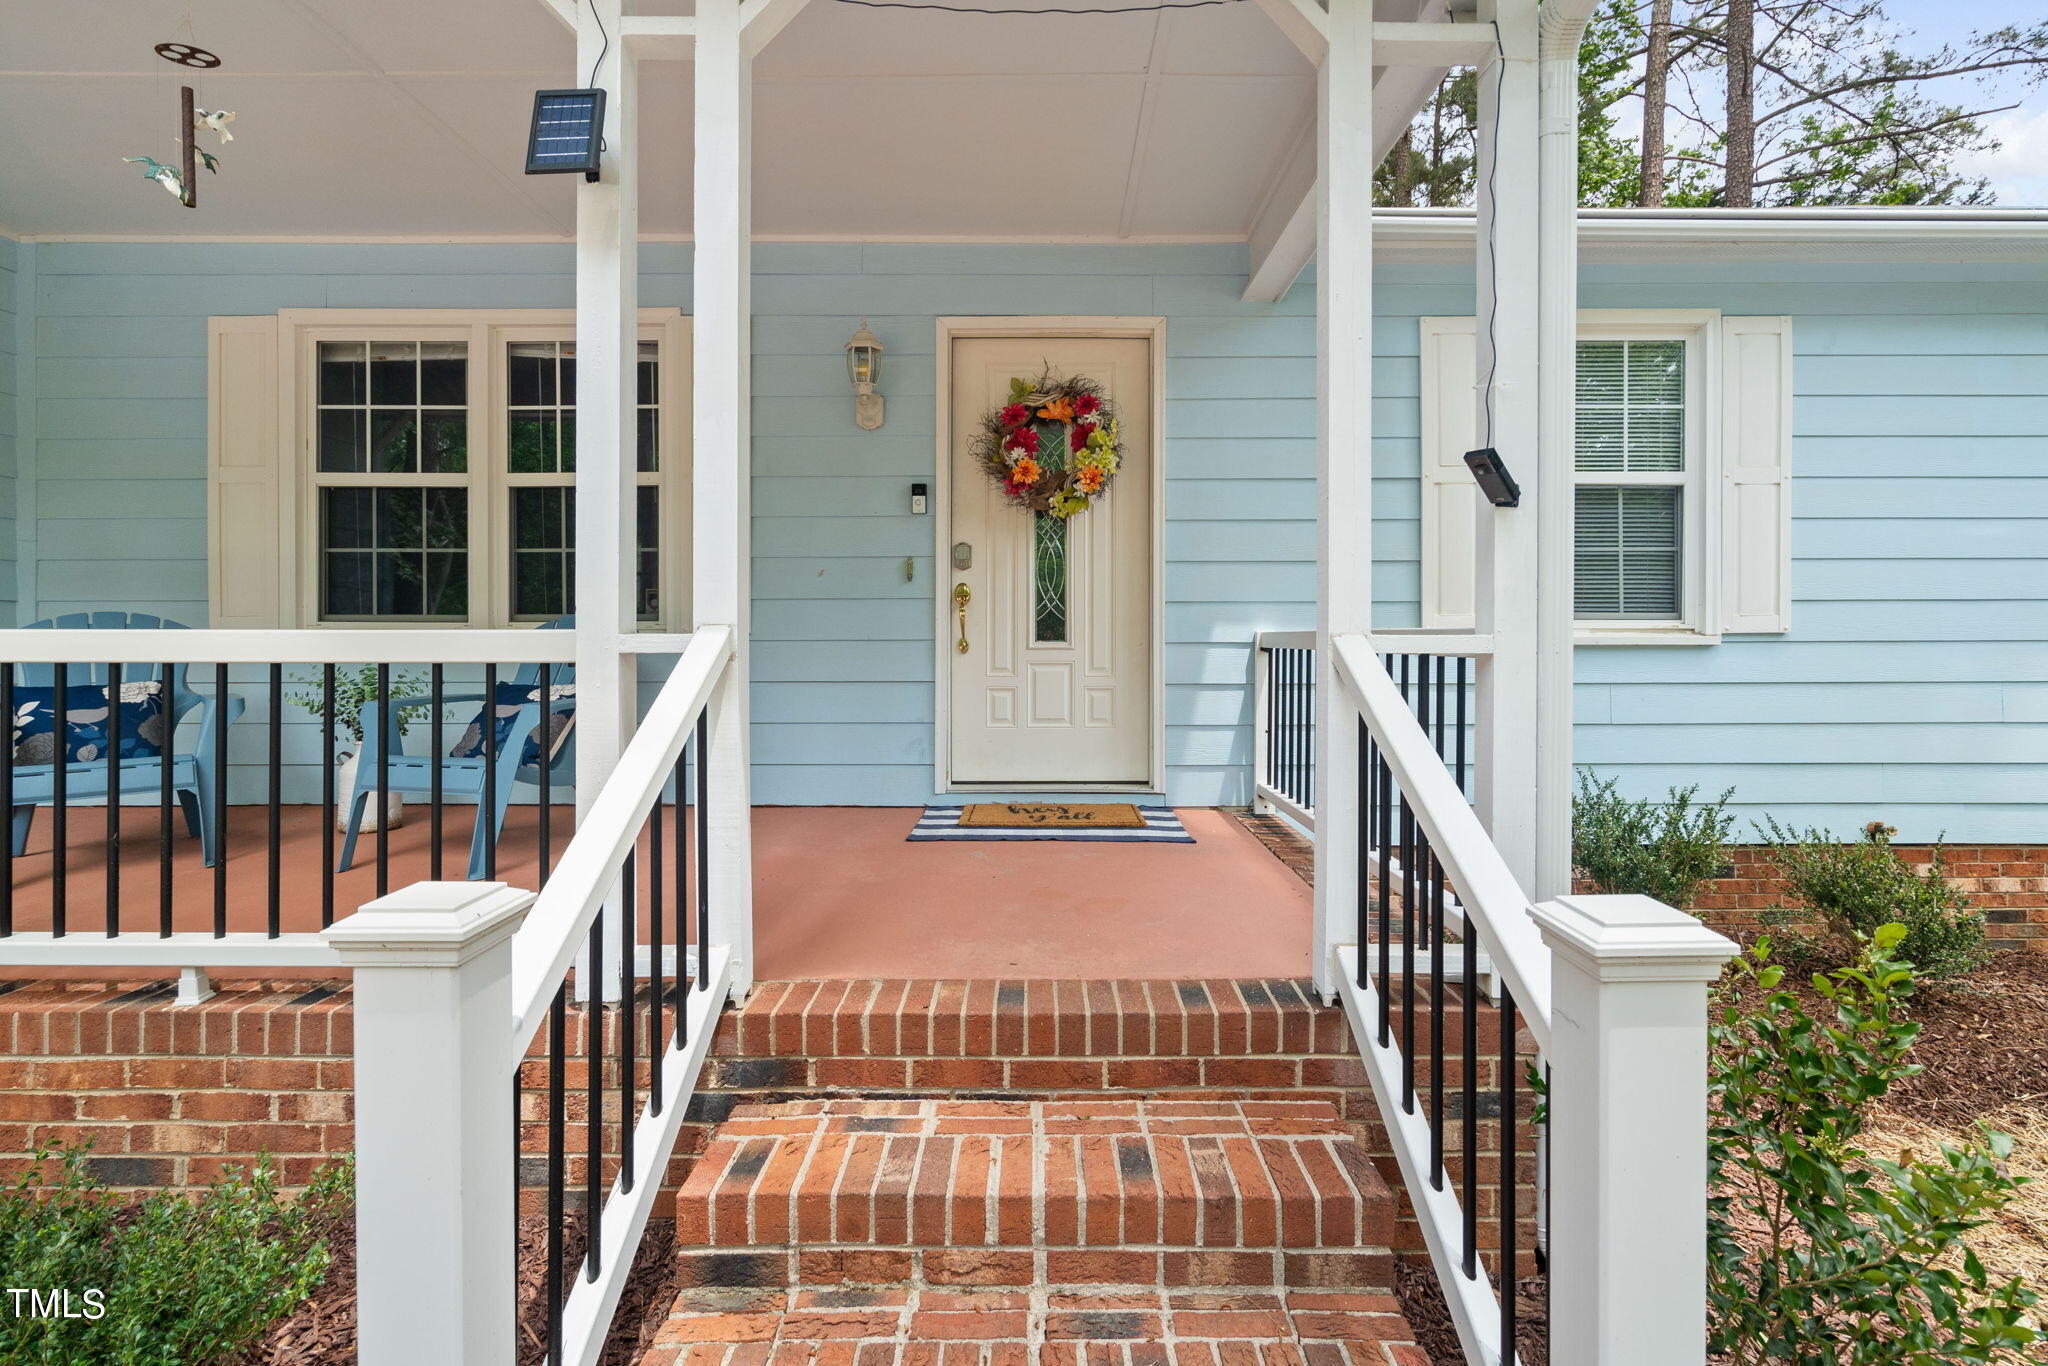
2, 806, 1309, 982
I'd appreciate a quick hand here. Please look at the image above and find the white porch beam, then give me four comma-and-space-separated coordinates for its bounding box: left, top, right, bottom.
1311, 0, 1374, 1000
1243, 0, 1453, 302
1252, 0, 1328, 62
1471, 0, 1542, 891
621, 15, 696, 59
694, 0, 757, 997
1372, 21, 1499, 66
741, 0, 815, 57
573, 0, 637, 986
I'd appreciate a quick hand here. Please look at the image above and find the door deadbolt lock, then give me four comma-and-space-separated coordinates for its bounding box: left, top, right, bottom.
953, 583, 971, 654
952, 541, 973, 570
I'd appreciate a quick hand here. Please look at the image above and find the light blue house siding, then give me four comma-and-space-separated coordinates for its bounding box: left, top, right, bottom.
7, 239, 2044, 839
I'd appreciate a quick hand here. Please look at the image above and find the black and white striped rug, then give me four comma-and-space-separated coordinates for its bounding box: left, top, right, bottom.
907, 805, 1195, 843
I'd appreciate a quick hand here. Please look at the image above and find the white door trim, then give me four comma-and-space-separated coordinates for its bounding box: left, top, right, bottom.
932, 317, 1168, 796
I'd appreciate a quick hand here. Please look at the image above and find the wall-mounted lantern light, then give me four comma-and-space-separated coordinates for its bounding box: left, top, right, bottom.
525, 89, 606, 181
845, 319, 885, 431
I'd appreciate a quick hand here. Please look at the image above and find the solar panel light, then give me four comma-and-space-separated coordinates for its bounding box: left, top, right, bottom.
525, 89, 606, 181
1463, 446, 1522, 508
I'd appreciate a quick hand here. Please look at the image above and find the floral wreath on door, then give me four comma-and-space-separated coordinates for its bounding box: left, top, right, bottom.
969, 369, 1122, 520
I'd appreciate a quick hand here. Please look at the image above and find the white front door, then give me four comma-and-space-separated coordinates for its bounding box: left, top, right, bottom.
947, 335, 1153, 786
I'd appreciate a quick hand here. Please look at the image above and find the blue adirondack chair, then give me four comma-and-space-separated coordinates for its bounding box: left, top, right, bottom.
10, 613, 243, 867
336, 617, 576, 881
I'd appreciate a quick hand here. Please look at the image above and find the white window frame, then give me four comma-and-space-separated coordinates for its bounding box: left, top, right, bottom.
1572, 308, 1722, 645
277, 308, 691, 631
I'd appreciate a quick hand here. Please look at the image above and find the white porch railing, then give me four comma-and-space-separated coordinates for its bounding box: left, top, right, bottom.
328, 624, 738, 1366
1325, 631, 1735, 1366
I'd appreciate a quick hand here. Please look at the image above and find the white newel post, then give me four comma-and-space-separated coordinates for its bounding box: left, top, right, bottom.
1531, 894, 1737, 1366
575, 0, 638, 995
1310, 0, 1372, 1000
695, 0, 757, 997
325, 883, 533, 1366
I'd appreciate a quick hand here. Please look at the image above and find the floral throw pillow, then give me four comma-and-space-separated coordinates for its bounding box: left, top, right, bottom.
449, 681, 576, 770
12, 681, 169, 766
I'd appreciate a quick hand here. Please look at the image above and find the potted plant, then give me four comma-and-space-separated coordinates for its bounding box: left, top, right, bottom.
288, 666, 432, 831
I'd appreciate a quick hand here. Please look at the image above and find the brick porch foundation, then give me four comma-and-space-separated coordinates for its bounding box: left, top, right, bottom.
1684, 844, 2048, 951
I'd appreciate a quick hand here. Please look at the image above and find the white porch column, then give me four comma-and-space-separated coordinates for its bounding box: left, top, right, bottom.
575, 0, 638, 986
1531, 894, 1737, 1364
694, 0, 755, 996
1311, 0, 1373, 999
1471, 0, 1542, 893
326, 883, 532, 1366
1535, 3, 1598, 900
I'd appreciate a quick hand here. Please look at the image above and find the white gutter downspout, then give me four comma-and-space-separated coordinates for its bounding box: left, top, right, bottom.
1534, 0, 1599, 906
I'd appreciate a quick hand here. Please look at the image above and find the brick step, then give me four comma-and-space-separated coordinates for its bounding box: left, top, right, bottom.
715, 980, 1352, 1063
675, 1099, 1395, 1295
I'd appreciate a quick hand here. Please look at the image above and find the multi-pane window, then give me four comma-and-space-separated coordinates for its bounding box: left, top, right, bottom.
1574, 338, 1690, 621
504, 341, 662, 621
302, 317, 684, 628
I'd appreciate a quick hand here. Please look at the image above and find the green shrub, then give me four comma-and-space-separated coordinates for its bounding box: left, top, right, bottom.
1570, 769, 1736, 909
1708, 926, 2038, 1365
0, 1147, 351, 1366
1758, 818, 1988, 980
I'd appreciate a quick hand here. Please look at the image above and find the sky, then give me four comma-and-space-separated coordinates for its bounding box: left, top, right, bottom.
1871, 0, 2047, 204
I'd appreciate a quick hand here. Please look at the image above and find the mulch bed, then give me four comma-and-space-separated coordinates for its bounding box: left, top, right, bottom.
1394, 945, 2048, 1364
232, 1212, 682, 1366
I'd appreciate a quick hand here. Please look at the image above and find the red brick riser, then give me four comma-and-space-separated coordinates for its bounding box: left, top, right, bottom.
0, 975, 1536, 1277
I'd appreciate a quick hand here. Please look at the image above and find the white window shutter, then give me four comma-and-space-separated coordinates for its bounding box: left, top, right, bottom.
1718, 316, 1793, 633
1417, 317, 1479, 629
207, 315, 291, 627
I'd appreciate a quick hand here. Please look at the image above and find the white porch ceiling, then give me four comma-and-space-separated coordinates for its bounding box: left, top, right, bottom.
0, 0, 1432, 241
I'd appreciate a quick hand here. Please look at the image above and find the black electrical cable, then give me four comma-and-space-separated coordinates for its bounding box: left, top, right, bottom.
834, 0, 1243, 12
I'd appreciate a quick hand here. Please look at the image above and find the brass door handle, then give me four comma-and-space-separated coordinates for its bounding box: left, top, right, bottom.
953, 583, 971, 654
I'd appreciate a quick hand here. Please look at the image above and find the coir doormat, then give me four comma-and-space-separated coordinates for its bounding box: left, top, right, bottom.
961, 802, 1146, 829
908, 804, 1194, 843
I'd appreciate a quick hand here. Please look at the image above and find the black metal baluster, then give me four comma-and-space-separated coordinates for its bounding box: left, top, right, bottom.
649, 803, 664, 1114
1463, 910, 1480, 1280
619, 850, 635, 1193
105, 662, 121, 936
266, 663, 281, 939
1306, 649, 1316, 809
1276, 650, 1290, 800
1500, 984, 1519, 1357
673, 752, 689, 1047
1376, 742, 1392, 1048
321, 665, 335, 929
212, 663, 227, 937
1, 673, 14, 937
1261, 648, 1274, 797
1456, 657, 1469, 799
159, 664, 173, 937
375, 663, 390, 898
546, 983, 566, 1366
1434, 654, 1449, 764
482, 663, 498, 880
1429, 841, 1446, 1190
1399, 785, 1417, 1113
1355, 717, 1369, 990
52, 663, 67, 937
695, 709, 709, 990
585, 910, 604, 1282
430, 665, 444, 882
535, 664, 549, 886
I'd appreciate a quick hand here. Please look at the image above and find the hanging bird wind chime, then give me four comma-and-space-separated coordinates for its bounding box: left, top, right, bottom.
122, 39, 234, 207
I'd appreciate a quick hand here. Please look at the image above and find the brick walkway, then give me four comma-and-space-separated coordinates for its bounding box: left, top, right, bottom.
649, 1286, 1427, 1366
